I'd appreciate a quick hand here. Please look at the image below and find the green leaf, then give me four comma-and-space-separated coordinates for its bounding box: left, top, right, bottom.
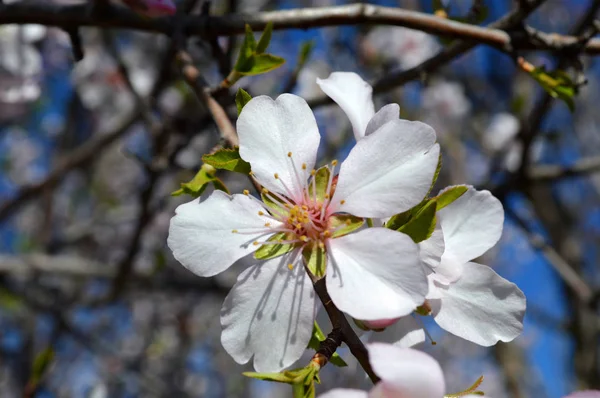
254, 232, 295, 260
202, 147, 251, 174
238, 53, 286, 76
529, 65, 576, 111
307, 166, 330, 202
235, 88, 252, 116
171, 164, 227, 198
398, 200, 437, 243
302, 243, 326, 278
243, 371, 296, 383
434, 185, 468, 210
233, 24, 257, 72
298, 40, 315, 68
30, 347, 55, 386
306, 322, 348, 367
256, 22, 274, 54
328, 214, 364, 238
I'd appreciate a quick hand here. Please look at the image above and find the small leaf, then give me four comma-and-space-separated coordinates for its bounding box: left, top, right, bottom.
307, 166, 330, 202
298, 40, 315, 68
171, 164, 222, 198
398, 200, 437, 243
256, 22, 274, 54
254, 232, 295, 260
529, 65, 576, 112
238, 53, 286, 76
243, 371, 295, 383
30, 347, 55, 386
235, 88, 252, 116
434, 185, 467, 210
328, 214, 364, 238
233, 24, 257, 72
202, 147, 251, 174
306, 322, 347, 367
302, 243, 326, 278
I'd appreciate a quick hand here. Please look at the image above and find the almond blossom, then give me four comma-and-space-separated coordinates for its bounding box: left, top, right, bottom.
168, 91, 440, 372
319, 342, 484, 398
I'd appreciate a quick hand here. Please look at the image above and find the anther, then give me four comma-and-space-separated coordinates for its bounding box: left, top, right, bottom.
301, 205, 308, 210
243, 190, 250, 195
287, 152, 292, 157
231, 229, 238, 233
323, 231, 331, 238
310, 169, 316, 176
302, 163, 307, 170
264, 222, 271, 227
274, 173, 279, 179
295, 224, 302, 229
253, 241, 260, 246
340, 200, 346, 205
288, 263, 294, 270
258, 211, 265, 216
300, 235, 309, 242
261, 188, 269, 194
331, 160, 338, 166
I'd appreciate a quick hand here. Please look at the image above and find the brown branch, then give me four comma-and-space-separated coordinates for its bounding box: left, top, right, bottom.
311, 278, 380, 384
1, 2, 599, 56
528, 156, 600, 181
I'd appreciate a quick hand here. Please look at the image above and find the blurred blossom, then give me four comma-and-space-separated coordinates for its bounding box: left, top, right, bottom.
1, 127, 44, 185
422, 80, 471, 121
483, 113, 520, 152
362, 27, 440, 70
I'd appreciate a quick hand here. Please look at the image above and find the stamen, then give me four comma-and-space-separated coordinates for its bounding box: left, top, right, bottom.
232, 229, 238, 233
414, 314, 437, 346
286, 152, 308, 203
340, 200, 346, 205
302, 163, 307, 170
288, 263, 294, 270
321, 161, 337, 219
287, 152, 292, 157
243, 190, 250, 195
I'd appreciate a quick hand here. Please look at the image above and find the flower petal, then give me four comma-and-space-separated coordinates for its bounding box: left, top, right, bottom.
326, 228, 427, 320
220, 255, 315, 372
364, 104, 400, 137
316, 72, 375, 141
237, 94, 320, 201
438, 186, 504, 266
563, 392, 600, 398
331, 120, 439, 218
320, 390, 368, 398
367, 343, 445, 397
419, 225, 444, 270
371, 315, 426, 348
431, 262, 526, 346
168, 191, 281, 277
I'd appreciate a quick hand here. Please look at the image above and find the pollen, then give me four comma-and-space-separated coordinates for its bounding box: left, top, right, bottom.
301, 205, 308, 210
274, 173, 279, 179
258, 211, 265, 216
243, 190, 250, 195
287, 152, 292, 157
300, 235, 309, 242
295, 223, 302, 229
264, 222, 271, 227
302, 163, 307, 170
253, 241, 260, 246
288, 263, 294, 270
340, 200, 346, 205
231, 229, 238, 233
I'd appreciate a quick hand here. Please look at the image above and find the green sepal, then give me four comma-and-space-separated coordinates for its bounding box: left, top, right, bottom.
244, 365, 320, 398
202, 147, 251, 174
427, 152, 442, 196
261, 191, 286, 215
434, 185, 468, 210
307, 322, 348, 367
328, 214, 364, 238
171, 164, 229, 198
256, 22, 273, 54
397, 200, 437, 243
254, 232, 295, 260
529, 65, 576, 112
308, 166, 330, 202
238, 53, 286, 76
302, 243, 326, 278
235, 88, 252, 116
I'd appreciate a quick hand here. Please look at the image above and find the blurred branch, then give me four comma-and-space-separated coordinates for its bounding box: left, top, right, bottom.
528, 156, 600, 181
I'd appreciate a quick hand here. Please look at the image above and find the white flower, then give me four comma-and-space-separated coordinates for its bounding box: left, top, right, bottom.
319, 342, 485, 398
168, 88, 440, 371
377, 187, 526, 347
422, 80, 471, 121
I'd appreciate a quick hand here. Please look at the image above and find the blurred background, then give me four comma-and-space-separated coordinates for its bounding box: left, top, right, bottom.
0, 0, 599, 397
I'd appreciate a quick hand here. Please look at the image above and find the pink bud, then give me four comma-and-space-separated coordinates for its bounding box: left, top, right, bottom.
362, 318, 400, 330
120, 0, 176, 17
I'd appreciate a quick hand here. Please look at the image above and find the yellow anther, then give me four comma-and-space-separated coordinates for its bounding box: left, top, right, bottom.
258, 211, 265, 216
310, 169, 316, 176
295, 224, 302, 229
274, 173, 279, 179
323, 230, 331, 238
332, 160, 338, 166
284, 204, 292, 208
301, 205, 308, 210
324, 194, 330, 199
287, 152, 292, 157
300, 235, 309, 242
340, 200, 346, 205
288, 263, 294, 270
249, 171, 254, 176
318, 241, 325, 249
345, 219, 351, 226
261, 188, 269, 194
243, 190, 250, 195
302, 163, 307, 170
231, 229, 238, 233
253, 241, 260, 246
264, 222, 271, 227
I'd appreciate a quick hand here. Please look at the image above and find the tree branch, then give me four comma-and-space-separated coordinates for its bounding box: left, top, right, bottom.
528, 156, 600, 181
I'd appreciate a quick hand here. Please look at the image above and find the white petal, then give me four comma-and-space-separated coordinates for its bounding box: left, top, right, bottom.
220, 255, 315, 372
168, 191, 281, 277
431, 262, 526, 346
438, 186, 504, 265
237, 94, 320, 200
563, 392, 600, 398
371, 316, 426, 348
331, 120, 439, 218
419, 225, 444, 270
316, 72, 375, 141
320, 390, 368, 398
364, 104, 399, 137
367, 344, 445, 397
326, 228, 427, 320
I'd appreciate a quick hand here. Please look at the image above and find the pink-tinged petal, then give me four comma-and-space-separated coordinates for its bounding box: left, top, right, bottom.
316, 72, 375, 141
370, 316, 426, 348
419, 225, 444, 270
364, 104, 400, 137
363, 318, 400, 330
438, 186, 504, 266
331, 120, 439, 218
320, 389, 368, 398
221, 255, 315, 372
237, 94, 320, 201
121, 0, 176, 17
367, 344, 445, 397
563, 391, 600, 398
168, 191, 281, 277
326, 228, 427, 320
431, 262, 526, 346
